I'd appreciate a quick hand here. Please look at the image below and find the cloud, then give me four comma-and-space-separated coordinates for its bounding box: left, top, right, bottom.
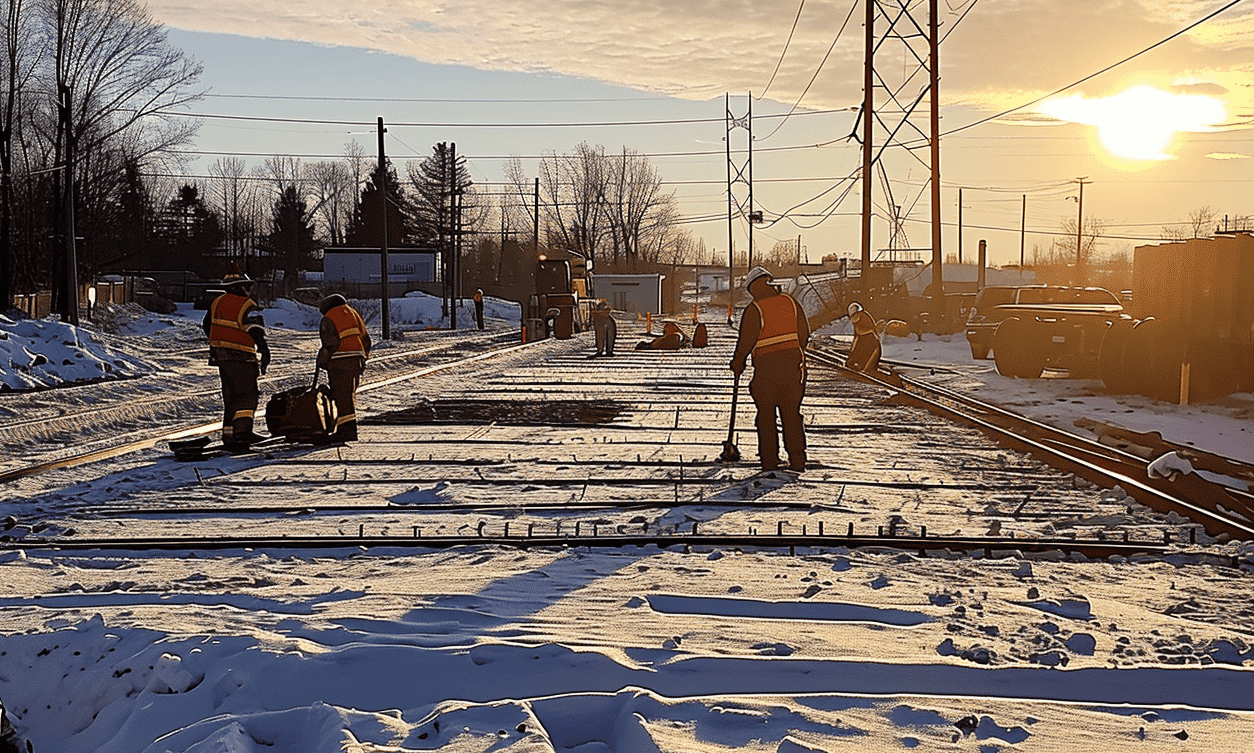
148, 0, 1254, 114
1206, 151, 1250, 159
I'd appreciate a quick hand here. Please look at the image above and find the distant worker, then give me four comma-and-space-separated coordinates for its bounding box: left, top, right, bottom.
474, 288, 485, 330
203, 274, 270, 448
317, 294, 371, 442
635, 319, 688, 351
846, 301, 882, 373
590, 300, 617, 357
544, 307, 560, 339
730, 266, 810, 473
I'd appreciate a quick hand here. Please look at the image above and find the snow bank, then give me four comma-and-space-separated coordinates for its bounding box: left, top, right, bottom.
0, 313, 153, 391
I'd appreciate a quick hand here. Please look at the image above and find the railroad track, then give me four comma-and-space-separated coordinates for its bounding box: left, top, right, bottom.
5, 521, 1214, 564
807, 343, 1254, 541
0, 331, 537, 483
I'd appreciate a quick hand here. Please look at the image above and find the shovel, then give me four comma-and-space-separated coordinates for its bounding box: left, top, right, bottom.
719, 373, 742, 462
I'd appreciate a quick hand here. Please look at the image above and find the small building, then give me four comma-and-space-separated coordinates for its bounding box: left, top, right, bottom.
589, 273, 666, 315
323, 247, 439, 297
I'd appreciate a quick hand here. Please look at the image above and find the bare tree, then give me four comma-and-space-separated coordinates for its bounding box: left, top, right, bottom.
538, 142, 608, 266
1, 0, 43, 305
1161, 205, 1218, 240
304, 160, 353, 246
43, 0, 203, 159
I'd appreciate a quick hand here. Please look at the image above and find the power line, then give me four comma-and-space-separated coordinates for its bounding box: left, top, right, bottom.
760, 0, 809, 98
153, 107, 851, 129
937, 0, 1247, 138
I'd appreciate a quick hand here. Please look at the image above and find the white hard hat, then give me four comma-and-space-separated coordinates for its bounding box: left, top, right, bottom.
847, 302, 863, 317
744, 266, 774, 289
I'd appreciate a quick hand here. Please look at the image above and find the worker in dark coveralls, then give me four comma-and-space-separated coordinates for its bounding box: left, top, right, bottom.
590, 300, 617, 357
730, 266, 810, 472
317, 294, 371, 442
846, 301, 882, 373
474, 288, 485, 330
203, 274, 270, 448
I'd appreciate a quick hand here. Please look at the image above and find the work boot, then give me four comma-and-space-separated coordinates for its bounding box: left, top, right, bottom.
336, 422, 358, 442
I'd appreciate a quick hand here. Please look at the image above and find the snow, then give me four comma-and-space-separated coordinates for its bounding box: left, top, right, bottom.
1, 300, 1254, 752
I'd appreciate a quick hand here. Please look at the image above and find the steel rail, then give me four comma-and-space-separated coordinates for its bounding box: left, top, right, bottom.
0, 337, 544, 484
807, 348, 1254, 540
0, 331, 517, 438
2, 529, 1200, 563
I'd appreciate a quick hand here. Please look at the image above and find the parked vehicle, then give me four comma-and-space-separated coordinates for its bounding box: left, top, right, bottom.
1100, 234, 1254, 402
964, 285, 1128, 378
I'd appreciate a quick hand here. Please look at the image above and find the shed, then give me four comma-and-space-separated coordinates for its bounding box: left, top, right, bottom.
589, 273, 666, 315
323, 247, 438, 297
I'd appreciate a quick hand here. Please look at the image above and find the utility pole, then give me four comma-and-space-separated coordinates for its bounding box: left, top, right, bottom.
928, 0, 944, 311
60, 84, 79, 326
450, 142, 458, 330
860, 0, 874, 283
1074, 176, 1089, 279
957, 187, 963, 266
377, 117, 391, 341
725, 93, 734, 324
1020, 194, 1026, 268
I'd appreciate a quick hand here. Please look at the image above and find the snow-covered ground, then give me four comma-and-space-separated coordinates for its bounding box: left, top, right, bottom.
1, 298, 1252, 752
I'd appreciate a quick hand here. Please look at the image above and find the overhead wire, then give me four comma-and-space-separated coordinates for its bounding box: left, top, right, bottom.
935, 0, 1247, 138
760, 0, 808, 98
756, 0, 861, 141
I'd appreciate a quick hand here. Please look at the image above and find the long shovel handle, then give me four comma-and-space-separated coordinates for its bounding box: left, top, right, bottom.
726, 373, 740, 443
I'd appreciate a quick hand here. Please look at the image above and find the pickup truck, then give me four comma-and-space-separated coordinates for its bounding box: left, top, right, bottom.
964, 285, 1129, 378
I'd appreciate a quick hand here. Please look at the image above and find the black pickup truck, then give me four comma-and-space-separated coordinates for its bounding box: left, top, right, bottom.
965, 285, 1129, 378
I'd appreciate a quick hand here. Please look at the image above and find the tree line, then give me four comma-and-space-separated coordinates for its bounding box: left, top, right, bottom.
0, 0, 696, 321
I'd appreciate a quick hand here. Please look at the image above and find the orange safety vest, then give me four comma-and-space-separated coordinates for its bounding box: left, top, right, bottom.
851, 309, 878, 337
752, 294, 801, 356
325, 304, 367, 359
209, 294, 259, 355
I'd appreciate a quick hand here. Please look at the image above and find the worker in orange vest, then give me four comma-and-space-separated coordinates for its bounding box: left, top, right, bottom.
473, 288, 485, 330
846, 301, 882, 373
317, 294, 371, 442
203, 274, 271, 448
730, 266, 811, 473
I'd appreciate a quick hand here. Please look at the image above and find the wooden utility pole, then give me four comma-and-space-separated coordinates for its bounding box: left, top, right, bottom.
928, 0, 943, 306
957, 187, 963, 265
450, 142, 458, 330
860, 0, 874, 282
1074, 176, 1089, 275
61, 84, 79, 326
377, 117, 391, 341
1020, 194, 1026, 268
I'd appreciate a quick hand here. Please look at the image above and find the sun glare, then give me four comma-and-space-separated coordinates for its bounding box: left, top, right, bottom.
1039, 86, 1225, 161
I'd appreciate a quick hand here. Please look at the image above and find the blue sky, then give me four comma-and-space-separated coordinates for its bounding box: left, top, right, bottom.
153, 0, 1254, 266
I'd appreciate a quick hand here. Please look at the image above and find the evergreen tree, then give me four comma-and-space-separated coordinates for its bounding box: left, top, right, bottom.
155, 184, 222, 276
345, 158, 411, 248
270, 184, 317, 293
408, 142, 475, 250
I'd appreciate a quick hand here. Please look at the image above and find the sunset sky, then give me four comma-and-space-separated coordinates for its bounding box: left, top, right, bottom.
146, 0, 1254, 267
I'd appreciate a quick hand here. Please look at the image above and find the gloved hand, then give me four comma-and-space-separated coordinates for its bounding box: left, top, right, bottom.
259, 350, 271, 375
729, 358, 744, 377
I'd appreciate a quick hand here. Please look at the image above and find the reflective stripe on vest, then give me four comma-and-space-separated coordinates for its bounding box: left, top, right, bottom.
209, 294, 258, 355
326, 305, 367, 359
752, 294, 800, 355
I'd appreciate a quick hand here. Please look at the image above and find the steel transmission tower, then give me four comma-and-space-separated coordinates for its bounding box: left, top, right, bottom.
855, 0, 944, 300
725, 92, 758, 306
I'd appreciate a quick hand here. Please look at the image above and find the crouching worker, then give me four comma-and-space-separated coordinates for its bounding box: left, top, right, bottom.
317, 294, 371, 442
846, 301, 882, 373
204, 274, 271, 448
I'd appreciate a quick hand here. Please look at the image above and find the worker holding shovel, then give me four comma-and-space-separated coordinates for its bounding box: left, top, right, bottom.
728, 266, 811, 472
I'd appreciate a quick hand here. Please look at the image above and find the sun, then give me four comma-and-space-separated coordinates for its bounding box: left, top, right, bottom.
1040, 86, 1225, 160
